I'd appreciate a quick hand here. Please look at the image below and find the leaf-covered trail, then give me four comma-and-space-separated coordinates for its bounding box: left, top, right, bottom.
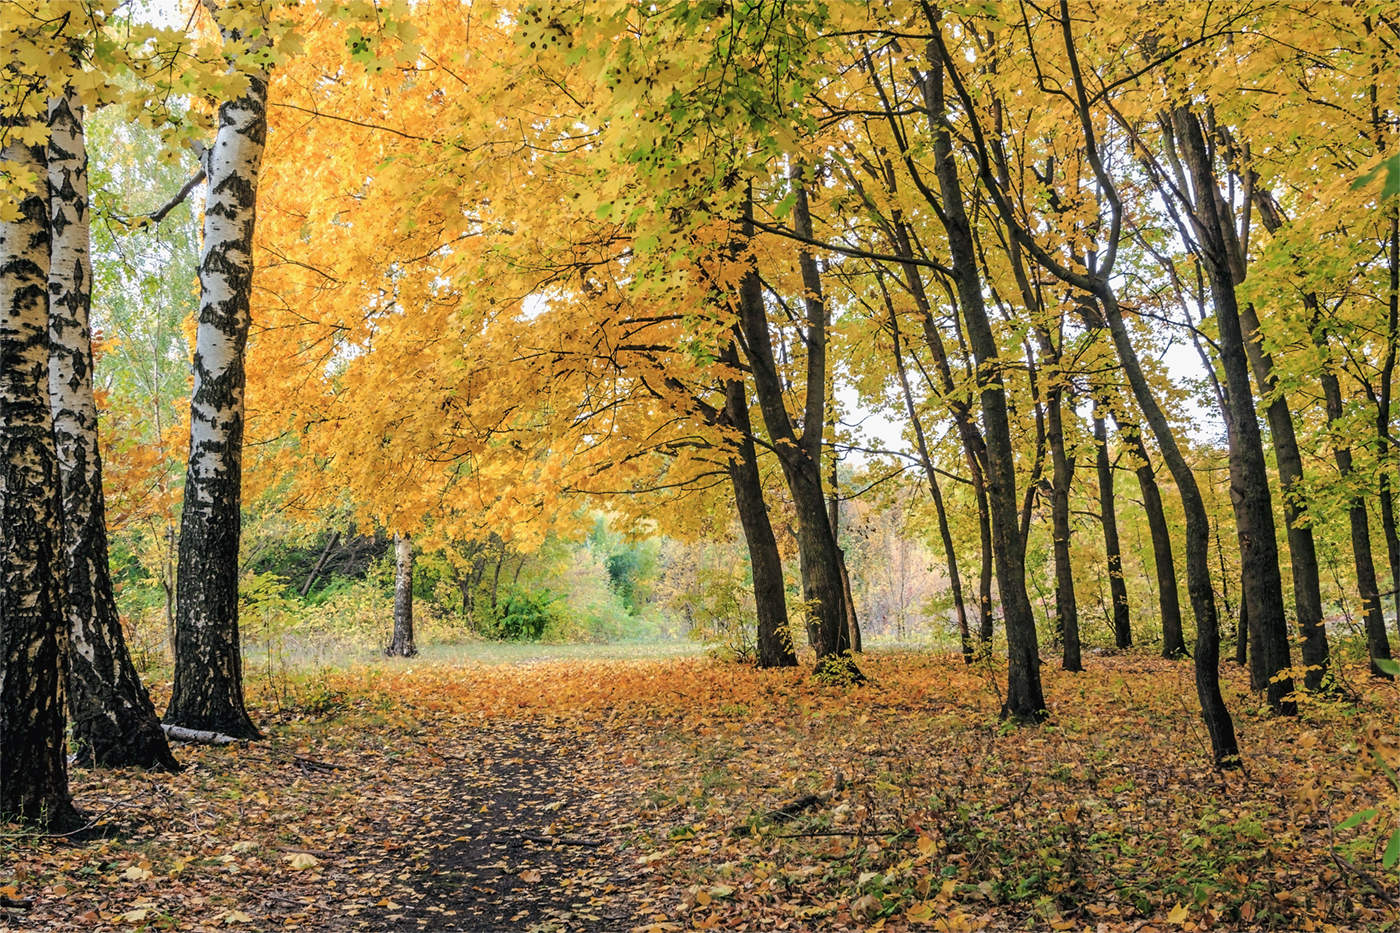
333, 722, 648, 931
5, 651, 1400, 932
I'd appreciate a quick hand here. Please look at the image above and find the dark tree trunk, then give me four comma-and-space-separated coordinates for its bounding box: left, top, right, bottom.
885, 214, 995, 650
385, 534, 417, 657
926, 59, 1044, 719
1098, 289, 1240, 764
1237, 301, 1329, 691
1170, 108, 1293, 714
46, 91, 177, 771
1094, 414, 1131, 649
1046, 378, 1081, 670
300, 530, 340, 597
722, 354, 796, 668
735, 192, 857, 680
827, 460, 862, 654
885, 295, 972, 662
1117, 419, 1184, 657
165, 67, 267, 740
1381, 209, 1400, 635
0, 129, 83, 829
976, 482, 994, 645
1318, 334, 1391, 675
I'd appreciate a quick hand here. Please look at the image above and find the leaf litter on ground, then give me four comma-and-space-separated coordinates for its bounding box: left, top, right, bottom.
3, 651, 1399, 931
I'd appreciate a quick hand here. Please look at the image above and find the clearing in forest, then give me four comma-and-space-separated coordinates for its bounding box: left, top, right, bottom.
4, 651, 1399, 932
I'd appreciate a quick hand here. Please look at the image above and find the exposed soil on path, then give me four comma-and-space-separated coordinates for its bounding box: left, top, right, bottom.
331, 722, 656, 932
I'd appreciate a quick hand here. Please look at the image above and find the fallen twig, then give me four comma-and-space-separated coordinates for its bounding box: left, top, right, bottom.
161, 724, 244, 746
519, 834, 606, 847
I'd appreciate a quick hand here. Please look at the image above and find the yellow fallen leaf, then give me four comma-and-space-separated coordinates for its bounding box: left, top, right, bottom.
286, 853, 320, 870
223, 910, 253, 925
121, 866, 153, 882
1167, 903, 1190, 924
118, 908, 150, 924
519, 869, 542, 883
905, 900, 937, 923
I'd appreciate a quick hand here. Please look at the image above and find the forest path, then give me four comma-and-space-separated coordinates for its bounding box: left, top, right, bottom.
331, 721, 657, 932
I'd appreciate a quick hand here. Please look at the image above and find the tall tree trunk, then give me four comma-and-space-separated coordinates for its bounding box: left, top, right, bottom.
46, 92, 178, 772
1093, 413, 1132, 649
827, 459, 861, 653
1170, 108, 1294, 714
1380, 209, 1400, 635
385, 534, 417, 657
735, 192, 857, 680
1097, 289, 1240, 764
722, 354, 796, 668
0, 129, 83, 828
885, 296, 972, 661
926, 59, 1044, 719
1312, 317, 1392, 675
1046, 373, 1081, 670
1237, 300, 1329, 690
1118, 422, 1185, 658
164, 60, 267, 740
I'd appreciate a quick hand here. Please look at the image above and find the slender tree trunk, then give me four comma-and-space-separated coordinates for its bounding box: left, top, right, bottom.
1046, 378, 1081, 670
46, 91, 178, 770
827, 460, 861, 653
1114, 417, 1184, 656
0, 128, 83, 828
1171, 108, 1294, 714
300, 530, 340, 597
385, 534, 417, 657
927, 60, 1044, 719
1313, 319, 1392, 675
1097, 289, 1240, 764
886, 298, 972, 661
1380, 209, 1400, 634
1237, 301, 1329, 690
1094, 414, 1132, 649
165, 59, 267, 740
735, 193, 857, 679
722, 354, 796, 668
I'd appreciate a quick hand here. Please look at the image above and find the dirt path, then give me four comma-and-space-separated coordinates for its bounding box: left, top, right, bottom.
331, 724, 652, 932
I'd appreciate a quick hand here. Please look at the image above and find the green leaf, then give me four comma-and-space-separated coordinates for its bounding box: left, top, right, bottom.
1375, 657, 1400, 677
1337, 808, 1378, 831
1351, 153, 1400, 201
1384, 827, 1400, 869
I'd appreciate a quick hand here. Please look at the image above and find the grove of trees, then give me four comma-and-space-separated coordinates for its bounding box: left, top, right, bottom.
3, 0, 1399, 885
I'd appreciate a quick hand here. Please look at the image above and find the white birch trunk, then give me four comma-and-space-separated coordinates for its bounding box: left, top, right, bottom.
47, 89, 177, 770
0, 125, 81, 828
164, 23, 268, 739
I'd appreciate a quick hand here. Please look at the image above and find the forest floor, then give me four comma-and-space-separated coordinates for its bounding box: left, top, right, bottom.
4, 649, 1400, 932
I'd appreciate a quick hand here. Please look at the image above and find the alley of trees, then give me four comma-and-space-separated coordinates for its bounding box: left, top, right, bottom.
3, 1, 1400, 929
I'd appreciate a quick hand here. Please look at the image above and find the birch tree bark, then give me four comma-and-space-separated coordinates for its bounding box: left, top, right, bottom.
385, 533, 417, 657
164, 31, 267, 739
0, 128, 82, 828
47, 90, 178, 771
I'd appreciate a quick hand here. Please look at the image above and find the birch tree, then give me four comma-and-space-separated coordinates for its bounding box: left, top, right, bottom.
1, 126, 81, 828
47, 88, 178, 770
164, 5, 268, 739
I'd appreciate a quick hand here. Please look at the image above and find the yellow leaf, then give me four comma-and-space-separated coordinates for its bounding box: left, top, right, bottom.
286, 853, 320, 870
223, 910, 254, 925
1167, 903, 1190, 925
